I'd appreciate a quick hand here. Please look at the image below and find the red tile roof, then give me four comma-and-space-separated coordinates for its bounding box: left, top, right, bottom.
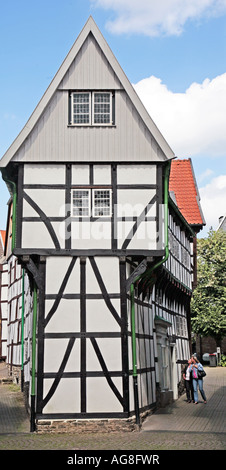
0, 230, 6, 247
169, 159, 205, 226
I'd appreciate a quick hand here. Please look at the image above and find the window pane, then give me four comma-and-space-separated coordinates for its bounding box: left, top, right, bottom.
72, 93, 90, 125
93, 93, 111, 124
93, 190, 111, 217
72, 190, 90, 217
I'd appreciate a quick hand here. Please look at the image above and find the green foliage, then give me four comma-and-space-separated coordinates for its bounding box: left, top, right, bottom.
191, 229, 226, 346
219, 355, 226, 367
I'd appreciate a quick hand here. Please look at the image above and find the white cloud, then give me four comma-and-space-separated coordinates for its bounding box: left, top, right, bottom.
199, 175, 226, 230
91, 0, 226, 36
198, 169, 214, 183
133, 73, 226, 157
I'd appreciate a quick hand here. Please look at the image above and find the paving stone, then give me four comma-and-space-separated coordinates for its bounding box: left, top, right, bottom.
0, 364, 225, 451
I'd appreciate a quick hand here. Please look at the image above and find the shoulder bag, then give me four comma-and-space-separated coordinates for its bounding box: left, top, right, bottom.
198, 369, 206, 378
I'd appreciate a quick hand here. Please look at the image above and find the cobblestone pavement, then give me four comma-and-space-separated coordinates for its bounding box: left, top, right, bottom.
0, 363, 225, 451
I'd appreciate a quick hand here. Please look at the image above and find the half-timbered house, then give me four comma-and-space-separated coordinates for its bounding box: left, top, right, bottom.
0, 17, 204, 432
0, 230, 7, 360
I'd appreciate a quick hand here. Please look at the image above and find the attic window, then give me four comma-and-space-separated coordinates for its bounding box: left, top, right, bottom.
72, 93, 91, 125
70, 91, 114, 126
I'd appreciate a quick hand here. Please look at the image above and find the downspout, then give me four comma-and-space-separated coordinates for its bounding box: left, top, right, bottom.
130, 281, 140, 425
30, 283, 37, 432
130, 162, 170, 426
21, 268, 25, 392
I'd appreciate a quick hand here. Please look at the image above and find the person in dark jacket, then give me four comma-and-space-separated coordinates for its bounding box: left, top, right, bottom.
183, 358, 194, 403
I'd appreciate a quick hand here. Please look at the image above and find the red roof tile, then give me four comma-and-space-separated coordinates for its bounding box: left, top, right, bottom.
169, 159, 205, 226
0, 230, 6, 247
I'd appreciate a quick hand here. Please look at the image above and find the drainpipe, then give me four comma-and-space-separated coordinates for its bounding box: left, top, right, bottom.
130, 281, 140, 425
30, 283, 37, 432
21, 268, 25, 392
130, 162, 170, 426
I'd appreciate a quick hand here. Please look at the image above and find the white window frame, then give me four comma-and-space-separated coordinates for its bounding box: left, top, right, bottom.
71, 189, 112, 218
92, 92, 112, 126
71, 91, 113, 126
71, 92, 91, 126
92, 189, 112, 217
72, 189, 91, 217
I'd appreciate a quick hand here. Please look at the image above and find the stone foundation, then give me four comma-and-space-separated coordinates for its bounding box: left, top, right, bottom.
36, 409, 154, 434
36, 418, 138, 433
5, 364, 21, 385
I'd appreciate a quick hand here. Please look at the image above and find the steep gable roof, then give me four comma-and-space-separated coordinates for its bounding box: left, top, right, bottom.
169, 158, 206, 228
0, 230, 6, 258
0, 16, 174, 168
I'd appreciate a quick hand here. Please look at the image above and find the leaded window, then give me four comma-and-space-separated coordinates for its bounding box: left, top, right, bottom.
70, 92, 113, 126
72, 190, 91, 217
93, 189, 111, 217
72, 189, 112, 217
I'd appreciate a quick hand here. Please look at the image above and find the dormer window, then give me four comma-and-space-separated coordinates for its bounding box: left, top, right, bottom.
70, 91, 114, 126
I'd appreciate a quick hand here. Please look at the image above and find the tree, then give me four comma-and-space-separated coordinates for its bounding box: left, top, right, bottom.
191, 229, 226, 349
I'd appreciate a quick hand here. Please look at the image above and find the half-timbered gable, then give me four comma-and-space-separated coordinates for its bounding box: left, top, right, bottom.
0, 18, 205, 432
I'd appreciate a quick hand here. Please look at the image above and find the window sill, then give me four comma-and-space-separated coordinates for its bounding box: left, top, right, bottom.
67, 124, 116, 128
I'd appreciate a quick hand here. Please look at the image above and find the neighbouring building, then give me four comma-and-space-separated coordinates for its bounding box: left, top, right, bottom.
0, 230, 7, 360
0, 17, 204, 432
217, 215, 226, 232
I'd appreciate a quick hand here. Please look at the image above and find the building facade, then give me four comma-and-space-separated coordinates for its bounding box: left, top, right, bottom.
0, 230, 7, 360
0, 18, 203, 432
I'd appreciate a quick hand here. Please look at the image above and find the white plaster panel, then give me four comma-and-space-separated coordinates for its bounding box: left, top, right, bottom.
87, 337, 121, 372
86, 299, 121, 333
72, 165, 90, 184
53, 221, 65, 248
24, 188, 65, 216
1, 271, 8, 284
46, 257, 79, 294
1, 286, 8, 302
142, 374, 149, 407
87, 377, 123, 413
117, 165, 156, 184
86, 257, 119, 295
117, 189, 156, 216
1, 343, 7, 357
71, 222, 111, 249
124, 221, 157, 250
2, 321, 7, 337
24, 164, 65, 184
129, 375, 134, 410
45, 299, 80, 333
22, 222, 55, 249
93, 165, 111, 184
44, 338, 80, 373
43, 378, 80, 413
1, 303, 7, 317
94, 257, 120, 293
86, 258, 101, 294
117, 221, 133, 249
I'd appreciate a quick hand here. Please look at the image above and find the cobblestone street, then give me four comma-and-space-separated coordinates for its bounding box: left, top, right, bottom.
0, 364, 225, 452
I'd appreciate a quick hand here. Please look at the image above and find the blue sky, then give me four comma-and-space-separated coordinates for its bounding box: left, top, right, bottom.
1, 0, 226, 237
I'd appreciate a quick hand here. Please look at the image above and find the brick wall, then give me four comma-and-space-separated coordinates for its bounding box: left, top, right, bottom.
195, 336, 226, 357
